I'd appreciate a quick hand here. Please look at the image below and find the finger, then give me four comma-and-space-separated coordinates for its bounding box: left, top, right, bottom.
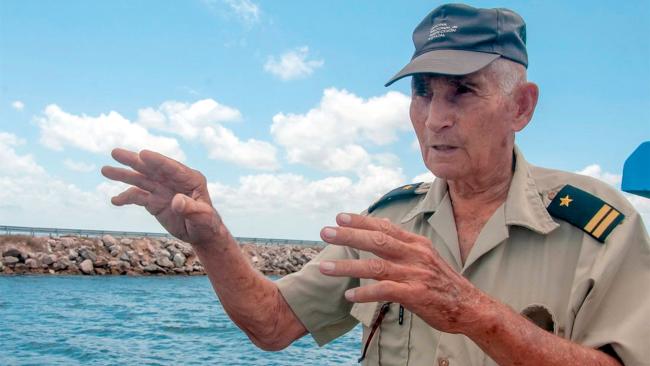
101, 166, 158, 192
111, 148, 149, 174
344, 281, 403, 303
171, 193, 214, 218
320, 226, 407, 260
139, 150, 206, 193
111, 187, 150, 207
320, 259, 414, 281
336, 213, 423, 243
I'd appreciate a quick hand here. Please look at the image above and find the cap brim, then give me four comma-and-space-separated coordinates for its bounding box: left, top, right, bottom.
384, 50, 500, 87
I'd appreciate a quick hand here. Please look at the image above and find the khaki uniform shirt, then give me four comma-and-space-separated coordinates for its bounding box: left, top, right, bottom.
277, 147, 650, 366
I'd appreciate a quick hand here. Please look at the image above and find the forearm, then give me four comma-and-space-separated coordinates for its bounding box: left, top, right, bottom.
192, 225, 306, 350
466, 296, 621, 366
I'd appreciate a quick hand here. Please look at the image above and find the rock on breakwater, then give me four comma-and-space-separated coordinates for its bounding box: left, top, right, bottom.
0, 235, 322, 276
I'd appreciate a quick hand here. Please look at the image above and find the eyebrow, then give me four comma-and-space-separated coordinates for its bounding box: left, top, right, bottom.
449, 76, 482, 88
411, 74, 486, 92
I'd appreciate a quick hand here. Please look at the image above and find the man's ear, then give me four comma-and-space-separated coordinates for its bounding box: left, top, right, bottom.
511, 82, 539, 132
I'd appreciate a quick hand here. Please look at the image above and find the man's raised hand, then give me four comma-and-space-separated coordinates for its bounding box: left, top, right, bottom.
101, 148, 225, 246
318, 213, 491, 336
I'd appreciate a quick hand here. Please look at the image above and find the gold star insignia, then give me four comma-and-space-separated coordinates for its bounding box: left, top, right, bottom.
402, 185, 413, 190
559, 195, 573, 207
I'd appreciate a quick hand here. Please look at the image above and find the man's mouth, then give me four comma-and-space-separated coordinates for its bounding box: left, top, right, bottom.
431, 145, 458, 151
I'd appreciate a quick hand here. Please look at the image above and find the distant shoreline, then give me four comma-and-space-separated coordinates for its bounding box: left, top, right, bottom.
0, 234, 322, 276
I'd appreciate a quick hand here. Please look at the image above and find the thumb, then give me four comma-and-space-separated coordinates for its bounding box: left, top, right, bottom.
171, 193, 212, 218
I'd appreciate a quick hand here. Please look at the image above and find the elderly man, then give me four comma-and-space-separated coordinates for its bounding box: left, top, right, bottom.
102, 4, 649, 366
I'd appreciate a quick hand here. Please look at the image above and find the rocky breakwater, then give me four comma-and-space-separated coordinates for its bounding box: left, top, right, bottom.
0, 235, 322, 276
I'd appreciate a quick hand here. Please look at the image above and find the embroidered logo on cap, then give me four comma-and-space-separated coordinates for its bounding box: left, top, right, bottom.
428, 23, 458, 40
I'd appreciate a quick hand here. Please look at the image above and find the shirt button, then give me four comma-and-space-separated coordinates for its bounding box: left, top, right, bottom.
438, 358, 449, 366
547, 191, 557, 200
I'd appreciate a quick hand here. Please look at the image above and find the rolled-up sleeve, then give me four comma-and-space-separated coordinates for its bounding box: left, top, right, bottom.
276, 244, 360, 346
571, 212, 650, 365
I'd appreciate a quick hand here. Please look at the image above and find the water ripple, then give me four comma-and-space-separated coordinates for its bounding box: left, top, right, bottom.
0, 276, 361, 365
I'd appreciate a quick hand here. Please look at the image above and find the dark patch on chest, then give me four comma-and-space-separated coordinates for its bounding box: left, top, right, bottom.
521, 304, 555, 333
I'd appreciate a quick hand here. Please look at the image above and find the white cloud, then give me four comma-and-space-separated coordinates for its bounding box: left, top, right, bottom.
203, 0, 260, 24
412, 171, 435, 183
136, 99, 241, 139
64, 159, 97, 173
625, 194, 650, 224
11, 101, 25, 111
0, 132, 45, 176
576, 164, 649, 225
137, 99, 278, 170
411, 137, 420, 151
264, 46, 324, 81
0, 174, 161, 232
201, 125, 279, 170
224, 0, 260, 24
37, 104, 185, 161
576, 164, 622, 186
0, 132, 161, 231
270, 88, 411, 171
207, 164, 405, 238
209, 165, 403, 214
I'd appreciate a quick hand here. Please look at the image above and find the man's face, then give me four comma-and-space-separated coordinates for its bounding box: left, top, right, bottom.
409, 68, 516, 181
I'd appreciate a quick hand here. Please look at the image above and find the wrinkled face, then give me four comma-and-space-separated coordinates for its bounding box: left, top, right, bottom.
409, 69, 517, 181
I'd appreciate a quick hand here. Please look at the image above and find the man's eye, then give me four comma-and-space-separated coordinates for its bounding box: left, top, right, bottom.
414, 82, 430, 97
412, 77, 431, 97
456, 85, 472, 94
415, 86, 430, 97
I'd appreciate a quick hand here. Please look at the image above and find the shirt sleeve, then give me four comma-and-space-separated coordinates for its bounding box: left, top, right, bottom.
276, 244, 360, 346
570, 211, 650, 365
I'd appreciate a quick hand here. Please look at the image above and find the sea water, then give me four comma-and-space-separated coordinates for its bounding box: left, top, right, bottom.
0, 276, 361, 365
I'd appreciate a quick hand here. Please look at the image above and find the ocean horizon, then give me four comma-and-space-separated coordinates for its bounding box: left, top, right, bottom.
0, 275, 361, 365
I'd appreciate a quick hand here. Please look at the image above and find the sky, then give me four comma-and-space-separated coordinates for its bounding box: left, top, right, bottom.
0, 0, 648, 240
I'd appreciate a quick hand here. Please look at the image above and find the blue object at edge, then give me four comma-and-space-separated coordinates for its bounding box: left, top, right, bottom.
622, 141, 650, 199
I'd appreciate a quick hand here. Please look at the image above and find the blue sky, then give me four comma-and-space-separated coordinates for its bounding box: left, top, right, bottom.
0, 0, 648, 239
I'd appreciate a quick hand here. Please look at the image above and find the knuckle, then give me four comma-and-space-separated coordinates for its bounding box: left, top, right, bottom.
416, 267, 436, 282
416, 251, 437, 268
409, 234, 426, 245
367, 259, 387, 276
194, 170, 207, 185
371, 231, 389, 247
377, 218, 393, 234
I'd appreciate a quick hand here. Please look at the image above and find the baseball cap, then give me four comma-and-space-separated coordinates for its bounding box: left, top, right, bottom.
385, 3, 528, 86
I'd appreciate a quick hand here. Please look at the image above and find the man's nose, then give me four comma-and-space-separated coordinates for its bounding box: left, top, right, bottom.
424, 99, 455, 132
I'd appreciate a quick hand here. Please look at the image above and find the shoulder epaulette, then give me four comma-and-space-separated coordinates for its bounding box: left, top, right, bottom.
368, 182, 424, 214
547, 184, 624, 243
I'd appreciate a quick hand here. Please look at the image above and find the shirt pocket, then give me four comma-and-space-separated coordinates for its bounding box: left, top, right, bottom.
351, 302, 412, 366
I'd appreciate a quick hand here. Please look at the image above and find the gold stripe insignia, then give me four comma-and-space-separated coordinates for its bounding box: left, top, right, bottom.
548, 184, 625, 244
592, 210, 621, 239
584, 204, 611, 233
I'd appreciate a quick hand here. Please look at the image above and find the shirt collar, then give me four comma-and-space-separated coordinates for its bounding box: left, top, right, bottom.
504, 145, 559, 234
400, 177, 447, 224
401, 146, 559, 235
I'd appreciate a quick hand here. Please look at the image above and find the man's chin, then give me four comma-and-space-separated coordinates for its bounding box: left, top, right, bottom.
426, 162, 465, 181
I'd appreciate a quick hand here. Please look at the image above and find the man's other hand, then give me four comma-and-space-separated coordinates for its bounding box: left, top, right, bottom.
318, 213, 491, 336
101, 148, 224, 246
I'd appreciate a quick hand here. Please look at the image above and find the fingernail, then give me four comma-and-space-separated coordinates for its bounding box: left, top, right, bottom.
338, 213, 351, 224
323, 227, 337, 238
345, 289, 355, 301
320, 261, 335, 272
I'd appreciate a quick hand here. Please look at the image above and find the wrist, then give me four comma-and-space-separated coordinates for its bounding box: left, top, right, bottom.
460, 291, 505, 340
192, 225, 237, 254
